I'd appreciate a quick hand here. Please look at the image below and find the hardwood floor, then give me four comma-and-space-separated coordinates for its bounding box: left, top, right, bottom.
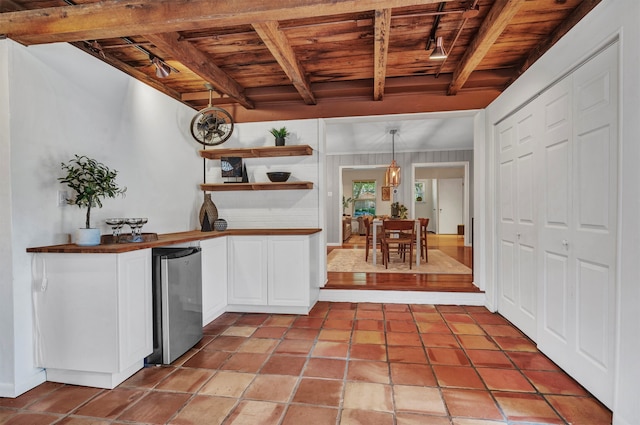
326, 234, 479, 293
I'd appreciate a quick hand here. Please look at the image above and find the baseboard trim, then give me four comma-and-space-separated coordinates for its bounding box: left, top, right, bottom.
613, 413, 633, 425
0, 369, 46, 398
319, 289, 486, 305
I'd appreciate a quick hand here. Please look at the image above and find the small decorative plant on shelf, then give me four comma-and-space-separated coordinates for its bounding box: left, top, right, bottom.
58, 155, 126, 246
269, 127, 290, 146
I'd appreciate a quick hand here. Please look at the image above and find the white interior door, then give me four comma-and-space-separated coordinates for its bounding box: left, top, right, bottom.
437, 178, 463, 234
537, 43, 618, 408
497, 106, 539, 339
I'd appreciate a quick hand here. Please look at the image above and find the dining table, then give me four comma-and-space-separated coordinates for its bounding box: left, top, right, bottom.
371, 219, 421, 267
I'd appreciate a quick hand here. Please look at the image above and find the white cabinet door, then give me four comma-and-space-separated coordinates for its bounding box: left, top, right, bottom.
201, 237, 228, 325
117, 249, 152, 370
268, 236, 309, 306
227, 236, 268, 305
38, 253, 120, 372
35, 249, 152, 388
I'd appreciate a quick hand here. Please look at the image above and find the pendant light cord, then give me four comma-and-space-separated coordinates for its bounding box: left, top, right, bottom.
390, 129, 397, 161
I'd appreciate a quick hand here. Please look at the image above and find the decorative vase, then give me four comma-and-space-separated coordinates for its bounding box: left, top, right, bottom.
214, 218, 228, 231
75, 228, 101, 246
275, 136, 285, 146
242, 164, 249, 183
199, 193, 218, 232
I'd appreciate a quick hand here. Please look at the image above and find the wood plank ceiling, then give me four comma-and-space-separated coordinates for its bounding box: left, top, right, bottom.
0, 0, 600, 123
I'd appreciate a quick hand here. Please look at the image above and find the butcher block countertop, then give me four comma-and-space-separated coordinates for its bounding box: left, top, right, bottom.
27, 228, 322, 254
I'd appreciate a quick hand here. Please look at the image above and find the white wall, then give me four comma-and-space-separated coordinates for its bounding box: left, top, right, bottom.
203, 119, 321, 229
482, 0, 640, 422
0, 40, 202, 396
0, 38, 16, 396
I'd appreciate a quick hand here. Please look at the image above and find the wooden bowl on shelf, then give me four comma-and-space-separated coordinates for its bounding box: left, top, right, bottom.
266, 172, 291, 182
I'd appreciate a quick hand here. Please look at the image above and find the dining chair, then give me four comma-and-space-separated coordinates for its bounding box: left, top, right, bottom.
419, 218, 429, 262
380, 219, 416, 269
363, 216, 380, 262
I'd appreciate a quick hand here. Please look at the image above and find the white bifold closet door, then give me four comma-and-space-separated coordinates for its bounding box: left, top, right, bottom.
497, 107, 540, 340
537, 42, 618, 408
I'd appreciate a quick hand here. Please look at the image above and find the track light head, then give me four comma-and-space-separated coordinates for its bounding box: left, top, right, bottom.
151, 56, 171, 78
429, 36, 447, 60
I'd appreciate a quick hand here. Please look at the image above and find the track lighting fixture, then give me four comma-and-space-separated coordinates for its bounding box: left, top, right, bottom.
62, 0, 177, 78
121, 37, 179, 79
151, 56, 171, 78
429, 36, 448, 60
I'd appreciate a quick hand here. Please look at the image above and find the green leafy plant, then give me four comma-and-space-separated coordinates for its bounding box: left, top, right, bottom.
58, 155, 127, 229
269, 127, 290, 138
342, 196, 352, 214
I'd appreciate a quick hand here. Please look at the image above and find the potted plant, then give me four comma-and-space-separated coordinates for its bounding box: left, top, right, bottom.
390, 202, 408, 219
58, 155, 126, 246
342, 196, 352, 216
269, 127, 290, 146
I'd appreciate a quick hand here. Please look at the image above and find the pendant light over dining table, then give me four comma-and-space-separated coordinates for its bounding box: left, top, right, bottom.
385, 129, 401, 187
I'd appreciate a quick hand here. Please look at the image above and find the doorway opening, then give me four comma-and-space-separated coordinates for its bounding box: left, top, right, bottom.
411, 161, 471, 247
330, 163, 476, 292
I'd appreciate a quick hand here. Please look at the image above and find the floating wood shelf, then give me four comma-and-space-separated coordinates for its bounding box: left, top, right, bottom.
199, 145, 313, 159
200, 182, 313, 191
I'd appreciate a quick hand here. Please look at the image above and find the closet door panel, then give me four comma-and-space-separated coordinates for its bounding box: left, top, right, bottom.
516, 153, 534, 225
543, 252, 569, 341
538, 77, 573, 365
500, 240, 516, 303
517, 244, 536, 319
500, 160, 515, 223
576, 128, 611, 230
544, 141, 570, 227
498, 122, 517, 308
497, 108, 539, 339
516, 150, 536, 320
569, 43, 618, 407
576, 259, 611, 368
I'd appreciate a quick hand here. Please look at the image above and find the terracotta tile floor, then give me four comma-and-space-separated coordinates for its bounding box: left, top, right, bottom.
0, 303, 612, 425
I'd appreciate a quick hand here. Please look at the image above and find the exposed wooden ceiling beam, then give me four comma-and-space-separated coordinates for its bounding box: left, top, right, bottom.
373, 9, 392, 101
144, 32, 254, 109
252, 21, 316, 105
181, 70, 515, 103
219, 88, 500, 123
0, 0, 456, 45
507, 0, 603, 87
447, 0, 525, 95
